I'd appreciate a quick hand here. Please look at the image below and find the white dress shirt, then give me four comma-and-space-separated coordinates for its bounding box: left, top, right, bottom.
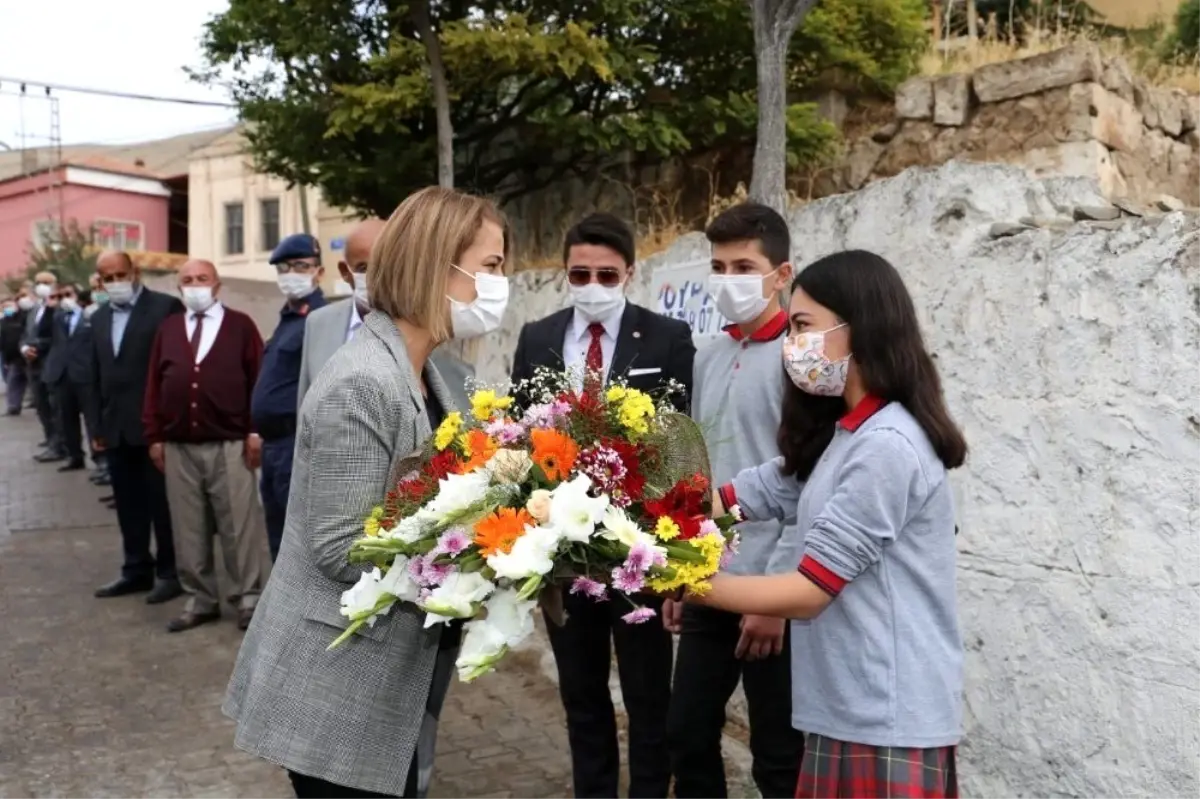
186, 301, 226, 363
345, 302, 364, 343
563, 300, 626, 392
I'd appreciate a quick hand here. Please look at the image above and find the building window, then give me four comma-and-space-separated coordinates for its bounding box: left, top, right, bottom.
30, 220, 60, 251
225, 203, 245, 255
260, 198, 281, 251
94, 219, 144, 251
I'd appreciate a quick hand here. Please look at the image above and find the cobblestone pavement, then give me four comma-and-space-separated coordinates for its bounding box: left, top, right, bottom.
0, 413, 574, 798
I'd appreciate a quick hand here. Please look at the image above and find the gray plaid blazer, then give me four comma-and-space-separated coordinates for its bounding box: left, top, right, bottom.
224, 311, 466, 795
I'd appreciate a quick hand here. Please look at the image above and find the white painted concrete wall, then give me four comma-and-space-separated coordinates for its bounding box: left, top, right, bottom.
497, 161, 1200, 797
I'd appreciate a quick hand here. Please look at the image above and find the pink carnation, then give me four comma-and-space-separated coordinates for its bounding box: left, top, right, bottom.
570, 576, 608, 601
622, 607, 657, 624
610, 565, 645, 594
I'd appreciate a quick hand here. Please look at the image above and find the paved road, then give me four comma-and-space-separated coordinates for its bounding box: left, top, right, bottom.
0, 413, 574, 798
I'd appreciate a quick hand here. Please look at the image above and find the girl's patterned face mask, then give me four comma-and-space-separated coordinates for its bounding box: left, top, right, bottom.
782, 323, 849, 396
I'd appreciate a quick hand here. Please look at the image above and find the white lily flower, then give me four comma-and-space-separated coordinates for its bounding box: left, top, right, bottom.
339, 567, 392, 626
454, 588, 537, 680
548, 473, 610, 543
486, 525, 562, 580
381, 515, 424, 544
419, 469, 491, 522
421, 570, 495, 627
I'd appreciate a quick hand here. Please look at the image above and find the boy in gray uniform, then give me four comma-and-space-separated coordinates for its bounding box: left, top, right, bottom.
663, 203, 806, 797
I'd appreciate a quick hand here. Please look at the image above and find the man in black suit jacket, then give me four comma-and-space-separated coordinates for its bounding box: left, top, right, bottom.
20, 271, 63, 460
508, 213, 696, 799
90, 251, 184, 605
41, 283, 100, 472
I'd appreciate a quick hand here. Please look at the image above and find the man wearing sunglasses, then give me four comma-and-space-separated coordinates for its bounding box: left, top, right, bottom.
509, 212, 695, 799
250, 233, 326, 561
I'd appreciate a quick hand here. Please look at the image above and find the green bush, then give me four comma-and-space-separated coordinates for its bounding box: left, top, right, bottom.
1163, 0, 1200, 59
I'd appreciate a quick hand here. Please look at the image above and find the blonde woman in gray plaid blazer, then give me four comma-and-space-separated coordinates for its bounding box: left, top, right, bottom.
224, 186, 511, 799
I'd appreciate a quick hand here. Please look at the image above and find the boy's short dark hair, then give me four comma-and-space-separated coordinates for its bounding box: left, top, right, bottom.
563, 212, 636, 267
705, 202, 792, 266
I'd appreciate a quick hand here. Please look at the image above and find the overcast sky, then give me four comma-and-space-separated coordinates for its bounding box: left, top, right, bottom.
0, 0, 237, 148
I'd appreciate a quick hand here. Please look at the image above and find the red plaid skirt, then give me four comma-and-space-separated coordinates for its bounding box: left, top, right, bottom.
795, 734, 958, 798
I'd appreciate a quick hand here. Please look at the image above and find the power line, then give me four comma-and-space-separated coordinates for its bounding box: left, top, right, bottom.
0, 77, 236, 108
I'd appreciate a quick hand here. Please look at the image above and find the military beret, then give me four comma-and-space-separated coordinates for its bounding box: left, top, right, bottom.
269, 233, 322, 265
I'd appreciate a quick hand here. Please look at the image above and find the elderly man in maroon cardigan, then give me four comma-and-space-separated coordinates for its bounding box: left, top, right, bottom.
142, 259, 271, 633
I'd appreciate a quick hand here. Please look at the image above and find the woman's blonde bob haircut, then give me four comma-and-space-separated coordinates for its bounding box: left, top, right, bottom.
368, 186, 509, 343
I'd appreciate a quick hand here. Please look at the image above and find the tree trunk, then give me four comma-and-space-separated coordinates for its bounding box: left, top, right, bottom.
411, 1, 454, 188
747, 0, 816, 214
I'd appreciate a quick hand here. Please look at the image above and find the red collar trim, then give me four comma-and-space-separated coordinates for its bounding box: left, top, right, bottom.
724, 310, 788, 342
839, 395, 886, 432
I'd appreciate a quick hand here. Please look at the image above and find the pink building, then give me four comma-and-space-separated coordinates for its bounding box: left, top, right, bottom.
0, 157, 172, 279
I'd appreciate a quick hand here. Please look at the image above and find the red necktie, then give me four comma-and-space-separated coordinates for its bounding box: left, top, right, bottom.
190, 313, 205, 361
584, 323, 605, 395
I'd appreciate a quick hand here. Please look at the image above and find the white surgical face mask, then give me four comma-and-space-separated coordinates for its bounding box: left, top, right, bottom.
351, 272, 370, 308
568, 281, 625, 323
59, 297, 79, 314
34, 283, 53, 300
708, 271, 776, 324
182, 286, 216, 314
106, 281, 135, 306
782, 323, 850, 396
17, 297, 35, 311
448, 265, 509, 339
278, 273, 316, 301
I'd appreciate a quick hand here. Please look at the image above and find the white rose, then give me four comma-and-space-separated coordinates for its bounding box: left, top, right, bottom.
526, 489, 552, 523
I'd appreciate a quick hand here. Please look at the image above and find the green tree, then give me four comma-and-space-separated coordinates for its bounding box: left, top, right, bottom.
25, 219, 98, 288
193, 0, 927, 218
1163, 0, 1200, 59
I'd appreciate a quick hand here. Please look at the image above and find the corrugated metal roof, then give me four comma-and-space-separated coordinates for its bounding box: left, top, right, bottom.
0, 126, 237, 183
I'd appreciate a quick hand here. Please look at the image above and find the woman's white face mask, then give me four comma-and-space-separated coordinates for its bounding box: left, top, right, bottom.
447, 265, 509, 339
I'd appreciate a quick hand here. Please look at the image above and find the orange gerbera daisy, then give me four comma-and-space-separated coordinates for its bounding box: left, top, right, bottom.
473, 507, 534, 557
530, 428, 580, 482
461, 429, 499, 473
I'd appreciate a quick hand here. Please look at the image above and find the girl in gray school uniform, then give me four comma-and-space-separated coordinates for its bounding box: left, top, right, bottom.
689, 249, 969, 799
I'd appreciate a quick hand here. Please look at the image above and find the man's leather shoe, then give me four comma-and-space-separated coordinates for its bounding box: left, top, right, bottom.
57, 459, 86, 472
98, 494, 114, 503
237, 607, 255, 631
146, 580, 183, 605
34, 450, 65, 463
94, 473, 112, 486
94, 576, 153, 598
166, 609, 220, 633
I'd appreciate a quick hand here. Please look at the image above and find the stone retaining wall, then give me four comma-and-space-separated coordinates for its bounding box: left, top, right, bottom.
491, 161, 1199, 798
843, 45, 1200, 207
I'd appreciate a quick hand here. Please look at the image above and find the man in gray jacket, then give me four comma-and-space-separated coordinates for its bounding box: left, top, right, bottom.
298, 219, 473, 412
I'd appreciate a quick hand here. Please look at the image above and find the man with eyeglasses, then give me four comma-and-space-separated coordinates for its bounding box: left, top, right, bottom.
508, 212, 696, 799
250, 233, 326, 561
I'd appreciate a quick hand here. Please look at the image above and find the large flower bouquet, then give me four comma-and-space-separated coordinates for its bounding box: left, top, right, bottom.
329, 368, 741, 681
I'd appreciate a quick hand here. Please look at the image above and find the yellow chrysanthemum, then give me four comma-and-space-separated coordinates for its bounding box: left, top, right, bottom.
654, 516, 681, 541
615, 389, 655, 436
647, 533, 725, 595
470, 389, 514, 421
364, 508, 383, 538
434, 411, 463, 451
605, 385, 628, 403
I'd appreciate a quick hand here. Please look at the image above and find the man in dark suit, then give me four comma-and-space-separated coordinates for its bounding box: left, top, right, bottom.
41, 283, 101, 472
508, 212, 696, 799
90, 251, 184, 604
20, 271, 63, 459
